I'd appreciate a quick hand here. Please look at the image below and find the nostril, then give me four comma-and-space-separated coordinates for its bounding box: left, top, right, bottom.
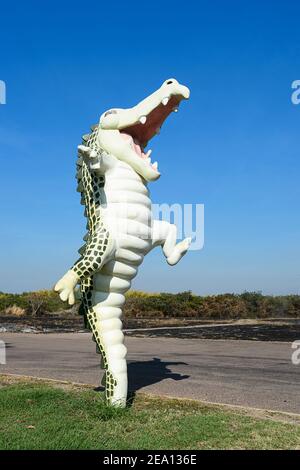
104, 110, 117, 117
166, 80, 173, 85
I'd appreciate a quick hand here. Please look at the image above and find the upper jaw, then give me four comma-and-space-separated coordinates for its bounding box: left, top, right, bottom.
127, 80, 190, 135
98, 79, 190, 181
100, 78, 190, 140
117, 80, 190, 158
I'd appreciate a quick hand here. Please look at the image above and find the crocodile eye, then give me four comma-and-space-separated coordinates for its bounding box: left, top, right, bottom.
104, 109, 117, 117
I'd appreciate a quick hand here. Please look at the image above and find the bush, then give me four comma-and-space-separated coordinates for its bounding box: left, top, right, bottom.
0, 289, 300, 319
124, 291, 300, 319
0, 290, 72, 316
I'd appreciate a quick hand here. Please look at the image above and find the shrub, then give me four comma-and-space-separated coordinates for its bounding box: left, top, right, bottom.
0, 289, 300, 319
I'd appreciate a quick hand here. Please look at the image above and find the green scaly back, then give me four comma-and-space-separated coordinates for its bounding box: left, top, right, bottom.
74, 125, 117, 399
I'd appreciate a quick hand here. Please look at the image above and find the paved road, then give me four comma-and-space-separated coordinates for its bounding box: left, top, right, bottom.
1, 332, 299, 413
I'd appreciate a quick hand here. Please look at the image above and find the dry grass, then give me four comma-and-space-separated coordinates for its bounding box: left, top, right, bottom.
2, 305, 26, 317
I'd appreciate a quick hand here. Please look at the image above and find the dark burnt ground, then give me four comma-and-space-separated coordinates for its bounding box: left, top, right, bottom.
126, 323, 300, 342
0, 315, 215, 333
1, 315, 300, 341
0, 315, 85, 333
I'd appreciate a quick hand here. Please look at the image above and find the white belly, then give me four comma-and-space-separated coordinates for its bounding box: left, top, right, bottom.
101, 162, 153, 255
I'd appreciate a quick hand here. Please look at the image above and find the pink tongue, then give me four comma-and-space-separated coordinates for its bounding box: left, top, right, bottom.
133, 141, 142, 156
120, 132, 146, 158
120, 133, 132, 141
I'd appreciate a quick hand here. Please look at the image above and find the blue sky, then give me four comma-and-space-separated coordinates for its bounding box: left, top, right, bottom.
0, 0, 299, 295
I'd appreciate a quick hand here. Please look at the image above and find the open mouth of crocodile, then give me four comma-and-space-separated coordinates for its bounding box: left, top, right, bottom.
119, 95, 180, 174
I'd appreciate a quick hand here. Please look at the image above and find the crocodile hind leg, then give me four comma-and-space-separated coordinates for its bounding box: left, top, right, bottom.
91, 273, 132, 407
151, 220, 191, 265
89, 257, 140, 408
81, 285, 127, 407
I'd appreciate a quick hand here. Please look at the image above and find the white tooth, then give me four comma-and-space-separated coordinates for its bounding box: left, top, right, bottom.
147, 158, 151, 164
173, 107, 178, 113
162, 97, 169, 106
139, 116, 147, 124
146, 149, 152, 157
152, 161, 158, 170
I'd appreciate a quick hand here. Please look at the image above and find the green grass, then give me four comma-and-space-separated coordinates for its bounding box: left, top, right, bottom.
1, 378, 300, 450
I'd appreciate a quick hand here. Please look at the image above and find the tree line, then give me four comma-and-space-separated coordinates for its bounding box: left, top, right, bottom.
0, 290, 300, 319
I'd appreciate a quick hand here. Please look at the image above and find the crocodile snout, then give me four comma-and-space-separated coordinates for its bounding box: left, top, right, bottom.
160, 78, 190, 100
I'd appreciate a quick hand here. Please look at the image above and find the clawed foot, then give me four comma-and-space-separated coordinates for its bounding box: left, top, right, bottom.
54, 270, 79, 305
167, 237, 192, 266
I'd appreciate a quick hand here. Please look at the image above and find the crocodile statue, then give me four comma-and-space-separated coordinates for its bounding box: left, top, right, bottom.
55, 78, 191, 407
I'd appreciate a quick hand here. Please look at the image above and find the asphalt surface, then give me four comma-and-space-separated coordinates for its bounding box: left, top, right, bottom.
1, 332, 300, 413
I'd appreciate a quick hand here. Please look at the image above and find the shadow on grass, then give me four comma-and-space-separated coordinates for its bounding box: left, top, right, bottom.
94, 357, 189, 406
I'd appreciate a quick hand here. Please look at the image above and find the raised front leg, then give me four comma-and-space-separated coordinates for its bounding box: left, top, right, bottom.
151, 220, 191, 265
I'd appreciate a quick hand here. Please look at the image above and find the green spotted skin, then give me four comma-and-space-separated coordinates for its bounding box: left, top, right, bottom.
74, 125, 117, 403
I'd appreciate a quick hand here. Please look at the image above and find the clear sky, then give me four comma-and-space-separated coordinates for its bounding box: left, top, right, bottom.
0, 0, 299, 295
